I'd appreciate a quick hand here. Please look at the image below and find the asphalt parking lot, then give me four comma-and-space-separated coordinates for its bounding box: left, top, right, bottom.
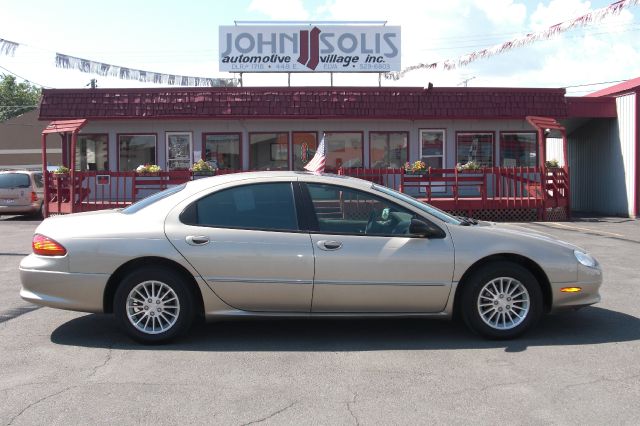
0, 214, 639, 425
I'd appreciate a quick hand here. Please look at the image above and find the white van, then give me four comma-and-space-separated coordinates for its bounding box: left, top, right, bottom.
0, 170, 44, 218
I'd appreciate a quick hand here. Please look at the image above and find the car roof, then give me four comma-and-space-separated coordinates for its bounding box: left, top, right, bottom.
184, 171, 374, 193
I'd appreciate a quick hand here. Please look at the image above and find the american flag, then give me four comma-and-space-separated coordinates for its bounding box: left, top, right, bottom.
304, 134, 326, 173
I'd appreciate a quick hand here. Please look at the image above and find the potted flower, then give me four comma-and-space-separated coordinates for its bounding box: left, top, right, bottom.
545, 159, 560, 168
404, 160, 427, 175
456, 161, 481, 172
190, 159, 217, 178
53, 165, 70, 175
136, 164, 161, 175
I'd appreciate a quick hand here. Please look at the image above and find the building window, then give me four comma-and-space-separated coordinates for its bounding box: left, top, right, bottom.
118, 134, 156, 171
249, 133, 289, 170
456, 132, 493, 167
75, 134, 108, 171
500, 132, 537, 167
324, 132, 363, 172
292, 132, 317, 171
204, 133, 241, 170
419, 129, 445, 169
166, 132, 192, 171
370, 132, 408, 169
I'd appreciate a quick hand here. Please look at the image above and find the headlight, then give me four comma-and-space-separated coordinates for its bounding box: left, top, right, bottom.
574, 250, 598, 268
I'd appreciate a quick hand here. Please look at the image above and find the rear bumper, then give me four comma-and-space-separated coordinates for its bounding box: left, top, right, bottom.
20, 259, 108, 313
0, 201, 41, 215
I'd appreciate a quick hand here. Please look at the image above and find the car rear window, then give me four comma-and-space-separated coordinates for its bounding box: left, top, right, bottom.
121, 184, 186, 214
0, 173, 31, 189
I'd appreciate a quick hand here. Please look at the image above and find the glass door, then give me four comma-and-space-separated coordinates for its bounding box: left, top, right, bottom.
166, 132, 193, 171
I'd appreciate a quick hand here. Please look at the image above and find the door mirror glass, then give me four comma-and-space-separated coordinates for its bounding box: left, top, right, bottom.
409, 219, 445, 238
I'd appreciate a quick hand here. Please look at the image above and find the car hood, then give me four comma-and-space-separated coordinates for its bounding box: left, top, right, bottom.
475, 222, 585, 252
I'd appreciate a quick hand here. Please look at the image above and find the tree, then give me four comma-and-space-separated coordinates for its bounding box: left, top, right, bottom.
0, 74, 41, 121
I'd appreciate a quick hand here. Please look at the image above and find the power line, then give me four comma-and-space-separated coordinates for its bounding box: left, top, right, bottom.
565, 79, 628, 88
0, 64, 50, 88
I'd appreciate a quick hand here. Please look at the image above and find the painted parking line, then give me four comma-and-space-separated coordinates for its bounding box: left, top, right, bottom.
540, 222, 626, 238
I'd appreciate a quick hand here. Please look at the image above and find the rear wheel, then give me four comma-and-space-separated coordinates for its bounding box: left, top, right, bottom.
114, 266, 195, 344
460, 261, 542, 339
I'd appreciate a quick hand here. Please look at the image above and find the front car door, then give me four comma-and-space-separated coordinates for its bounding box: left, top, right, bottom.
302, 181, 455, 313
165, 180, 314, 312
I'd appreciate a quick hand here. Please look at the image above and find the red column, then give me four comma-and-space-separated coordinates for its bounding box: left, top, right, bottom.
42, 134, 49, 218
70, 131, 78, 213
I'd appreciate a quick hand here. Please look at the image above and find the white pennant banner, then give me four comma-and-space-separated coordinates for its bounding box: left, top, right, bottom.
386, 0, 640, 80
54, 53, 238, 87
0, 38, 19, 57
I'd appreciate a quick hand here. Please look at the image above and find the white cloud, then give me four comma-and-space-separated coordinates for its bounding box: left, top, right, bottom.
473, 0, 527, 27
248, 0, 310, 20
312, 0, 639, 90
530, 0, 592, 30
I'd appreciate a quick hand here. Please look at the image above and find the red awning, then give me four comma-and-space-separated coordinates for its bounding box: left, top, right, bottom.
42, 119, 87, 134
526, 116, 565, 131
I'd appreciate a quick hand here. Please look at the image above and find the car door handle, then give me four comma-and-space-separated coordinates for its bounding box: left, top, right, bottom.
186, 235, 210, 246
317, 240, 343, 251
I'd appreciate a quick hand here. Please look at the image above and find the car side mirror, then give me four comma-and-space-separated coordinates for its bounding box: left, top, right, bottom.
409, 219, 445, 239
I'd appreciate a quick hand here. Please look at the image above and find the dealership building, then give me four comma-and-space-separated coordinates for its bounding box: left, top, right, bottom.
35, 79, 639, 220
18, 25, 639, 219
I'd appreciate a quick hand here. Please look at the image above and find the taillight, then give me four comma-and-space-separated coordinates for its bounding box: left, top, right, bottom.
32, 234, 67, 256
31, 191, 38, 202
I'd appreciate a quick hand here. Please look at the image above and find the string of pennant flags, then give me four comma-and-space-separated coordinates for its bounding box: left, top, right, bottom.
384, 0, 640, 80
0, 38, 238, 87
53, 53, 237, 87
1, 0, 639, 85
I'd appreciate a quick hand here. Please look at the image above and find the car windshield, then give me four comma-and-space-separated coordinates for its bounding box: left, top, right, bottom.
0, 173, 31, 189
372, 184, 462, 225
121, 184, 186, 214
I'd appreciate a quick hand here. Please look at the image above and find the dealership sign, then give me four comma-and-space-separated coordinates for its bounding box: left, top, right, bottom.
219, 25, 401, 73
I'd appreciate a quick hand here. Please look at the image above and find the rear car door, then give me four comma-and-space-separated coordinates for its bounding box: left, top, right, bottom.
302, 182, 455, 313
165, 180, 315, 312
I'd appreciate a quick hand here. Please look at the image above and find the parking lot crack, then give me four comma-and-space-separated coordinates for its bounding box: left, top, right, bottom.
87, 346, 114, 379
346, 392, 360, 426
7, 385, 77, 425
563, 372, 640, 390
240, 400, 298, 425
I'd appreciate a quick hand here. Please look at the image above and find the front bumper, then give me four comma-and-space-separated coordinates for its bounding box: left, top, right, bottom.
20, 254, 109, 313
549, 264, 603, 312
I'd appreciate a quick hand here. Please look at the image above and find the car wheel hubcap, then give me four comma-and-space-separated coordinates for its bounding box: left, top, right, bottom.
477, 277, 530, 330
126, 280, 180, 334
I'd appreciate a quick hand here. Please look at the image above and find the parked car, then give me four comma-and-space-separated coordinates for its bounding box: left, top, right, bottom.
19, 172, 602, 344
0, 170, 44, 218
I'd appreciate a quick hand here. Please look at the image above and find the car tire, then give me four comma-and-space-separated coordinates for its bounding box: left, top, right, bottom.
35, 203, 44, 220
460, 261, 543, 339
114, 266, 195, 344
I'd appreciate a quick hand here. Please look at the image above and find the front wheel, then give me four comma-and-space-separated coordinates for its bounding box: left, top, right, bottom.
460, 261, 543, 339
114, 266, 195, 344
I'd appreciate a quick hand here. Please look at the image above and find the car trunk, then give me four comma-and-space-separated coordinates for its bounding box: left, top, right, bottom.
0, 173, 33, 207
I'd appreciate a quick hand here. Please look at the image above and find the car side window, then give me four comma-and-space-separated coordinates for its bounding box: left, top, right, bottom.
306, 183, 417, 236
33, 173, 44, 188
182, 182, 299, 232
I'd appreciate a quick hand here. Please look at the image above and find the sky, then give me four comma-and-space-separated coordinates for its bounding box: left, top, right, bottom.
0, 0, 638, 96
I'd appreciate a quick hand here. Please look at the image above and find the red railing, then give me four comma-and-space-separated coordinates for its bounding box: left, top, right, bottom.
338, 166, 570, 215
44, 167, 570, 219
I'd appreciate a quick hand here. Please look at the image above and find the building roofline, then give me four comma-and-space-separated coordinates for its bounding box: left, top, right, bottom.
40, 86, 567, 95
586, 77, 640, 97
